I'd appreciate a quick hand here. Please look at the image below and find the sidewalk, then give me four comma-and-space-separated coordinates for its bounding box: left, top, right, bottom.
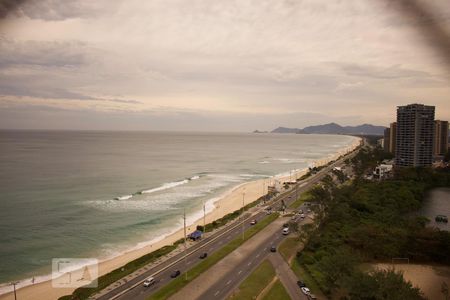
268, 253, 306, 300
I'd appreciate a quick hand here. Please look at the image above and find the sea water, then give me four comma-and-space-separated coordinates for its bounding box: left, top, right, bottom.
0, 130, 358, 287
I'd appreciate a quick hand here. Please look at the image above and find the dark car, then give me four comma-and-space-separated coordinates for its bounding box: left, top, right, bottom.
199, 252, 208, 259
270, 246, 276, 252
170, 270, 181, 278
297, 280, 306, 288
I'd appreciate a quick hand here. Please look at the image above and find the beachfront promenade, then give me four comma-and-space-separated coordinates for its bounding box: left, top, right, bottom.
96, 144, 360, 300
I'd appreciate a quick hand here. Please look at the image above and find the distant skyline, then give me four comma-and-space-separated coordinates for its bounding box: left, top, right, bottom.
0, 0, 449, 131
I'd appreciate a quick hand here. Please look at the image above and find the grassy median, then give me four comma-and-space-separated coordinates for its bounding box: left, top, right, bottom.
148, 213, 279, 300
289, 191, 311, 209
262, 279, 290, 300
228, 260, 275, 299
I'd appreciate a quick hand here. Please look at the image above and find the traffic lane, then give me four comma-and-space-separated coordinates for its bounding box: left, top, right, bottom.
119, 212, 274, 300
206, 215, 313, 300
197, 233, 287, 300
119, 219, 259, 300
102, 210, 267, 300
102, 150, 355, 300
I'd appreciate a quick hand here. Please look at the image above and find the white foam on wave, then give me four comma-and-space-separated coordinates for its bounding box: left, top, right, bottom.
239, 174, 271, 178
141, 179, 189, 194
140, 175, 201, 195
0, 272, 53, 296
114, 195, 133, 201
273, 158, 308, 164
258, 160, 270, 164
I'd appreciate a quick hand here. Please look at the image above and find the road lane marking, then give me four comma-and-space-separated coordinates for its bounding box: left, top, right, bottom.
214, 290, 220, 296
247, 262, 252, 266
226, 280, 231, 285
256, 253, 260, 258
238, 270, 242, 275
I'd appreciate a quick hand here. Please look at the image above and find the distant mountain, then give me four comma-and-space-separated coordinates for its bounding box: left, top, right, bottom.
270, 123, 386, 135
303, 123, 344, 134
343, 124, 387, 135
271, 127, 305, 134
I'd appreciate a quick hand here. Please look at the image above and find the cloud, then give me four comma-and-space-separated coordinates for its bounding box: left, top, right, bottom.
1, 0, 122, 20
0, 0, 449, 130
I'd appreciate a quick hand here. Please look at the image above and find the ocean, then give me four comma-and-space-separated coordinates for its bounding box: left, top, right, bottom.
0, 130, 358, 286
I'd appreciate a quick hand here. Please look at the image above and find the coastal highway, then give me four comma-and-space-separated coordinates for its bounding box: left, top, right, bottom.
97, 144, 360, 300
195, 207, 310, 300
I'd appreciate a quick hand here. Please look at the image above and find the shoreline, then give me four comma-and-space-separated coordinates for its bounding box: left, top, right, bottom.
0, 137, 361, 300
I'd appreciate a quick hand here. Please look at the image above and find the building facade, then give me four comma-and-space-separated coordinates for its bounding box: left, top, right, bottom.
389, 122, 397, 154
395, 104, 435, 167
434, 120, 449, 157
383, 127, 390, 153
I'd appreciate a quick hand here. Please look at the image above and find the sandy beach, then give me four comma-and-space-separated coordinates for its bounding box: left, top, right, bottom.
0, 137, 361, 300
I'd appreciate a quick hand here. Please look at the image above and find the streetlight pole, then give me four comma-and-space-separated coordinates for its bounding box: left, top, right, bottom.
183, 208, 188, 280
11, 282, 18, 300
242, 189, 245, 240
203, 201, 206, 234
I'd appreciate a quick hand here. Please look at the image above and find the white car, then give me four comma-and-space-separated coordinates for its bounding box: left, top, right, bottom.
300, 214, 305, 219
143, 276, 155, 287
301, 287, 310, 295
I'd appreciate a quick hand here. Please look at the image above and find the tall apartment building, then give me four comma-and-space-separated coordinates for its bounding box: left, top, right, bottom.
389, 122, 397, 154
383, 127, 390, 152
434, 120, 449, 157
395, 104, 435, 167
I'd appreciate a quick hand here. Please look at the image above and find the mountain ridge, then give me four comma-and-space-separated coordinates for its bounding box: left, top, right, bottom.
270, 123, 386, 135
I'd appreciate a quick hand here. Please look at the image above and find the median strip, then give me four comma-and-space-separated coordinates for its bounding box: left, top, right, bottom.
147, 213, 279, 300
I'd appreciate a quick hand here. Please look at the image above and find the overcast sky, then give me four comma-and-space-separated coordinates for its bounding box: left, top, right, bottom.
0, 0, 449, 131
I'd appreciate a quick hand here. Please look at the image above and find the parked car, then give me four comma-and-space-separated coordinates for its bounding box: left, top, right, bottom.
301, 287, 310, 295
300, 214, 305, 219
282, 227, 289, 235
307, 208, 312, 213
143, 276, 155, 287
283, 223, 289, 228
250, 219, 257, 225
308, 294, 317, 300
199, 252, 208, 259
170, 270, 181, 278
298, 209, 303, 214
270, 245, 276, 252
297, 280, 306, 288
436, 215, 448, 223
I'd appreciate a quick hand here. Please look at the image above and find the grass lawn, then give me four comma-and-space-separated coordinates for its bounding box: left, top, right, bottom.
148, 213, 279, 300
289, 191, 312, 209
278, 237, 298, 263
228, 260, 275, 300
262, 279, 290, 300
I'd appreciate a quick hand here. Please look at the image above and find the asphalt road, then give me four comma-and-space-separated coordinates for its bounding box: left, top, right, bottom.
196, 206, 312, 300
96, 145, 360, 300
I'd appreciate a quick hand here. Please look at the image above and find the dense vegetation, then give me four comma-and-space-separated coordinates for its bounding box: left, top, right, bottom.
296, 140, 450, 297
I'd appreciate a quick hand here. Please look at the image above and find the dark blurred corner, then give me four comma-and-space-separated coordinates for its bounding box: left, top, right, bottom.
0, 0, 25, 18
382, 0, 450, 72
